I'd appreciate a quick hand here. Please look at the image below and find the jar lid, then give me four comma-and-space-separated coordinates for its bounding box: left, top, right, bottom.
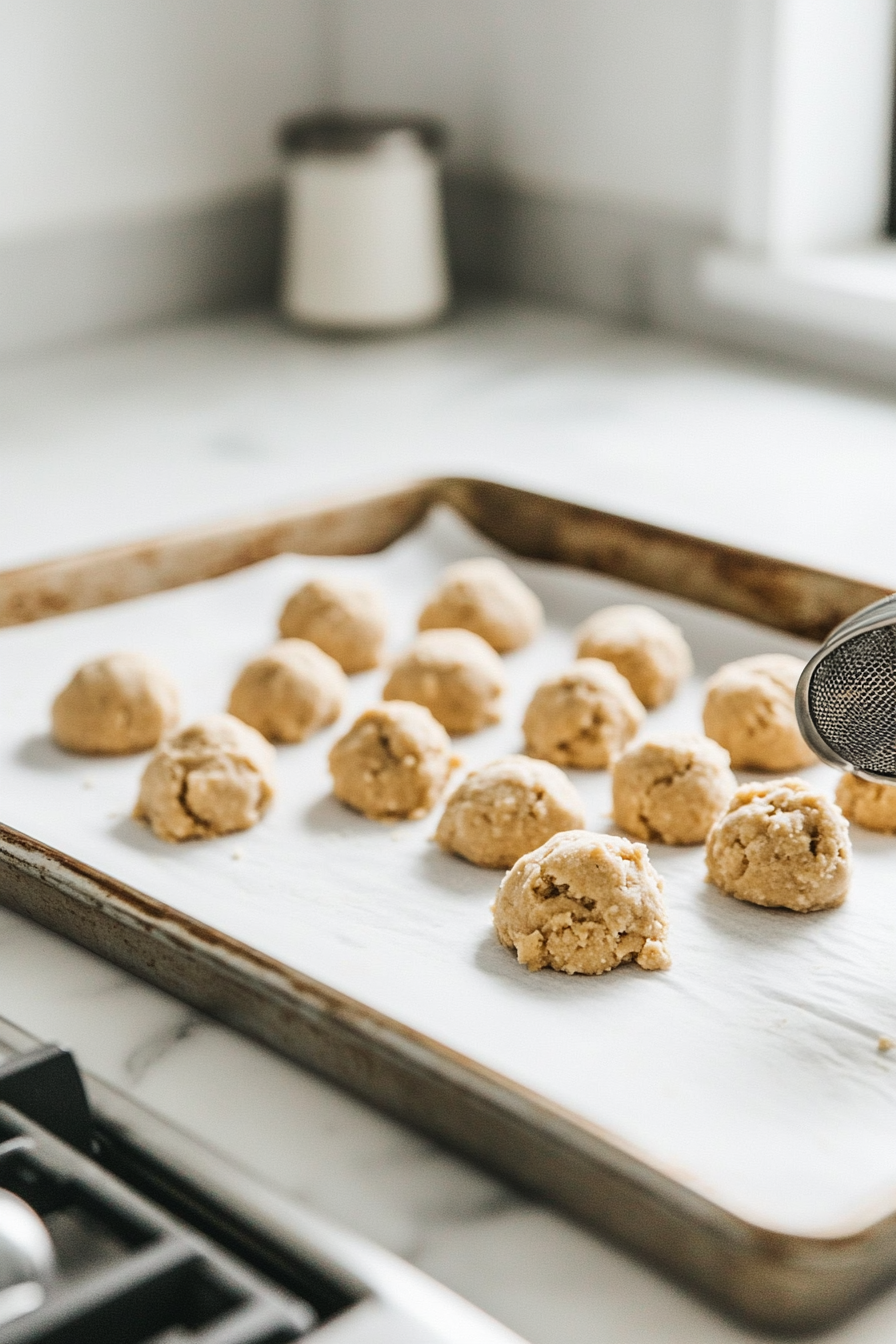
278, 111, 446, 156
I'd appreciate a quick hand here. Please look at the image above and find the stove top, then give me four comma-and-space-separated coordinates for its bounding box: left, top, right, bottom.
0, 1029, 521, 1344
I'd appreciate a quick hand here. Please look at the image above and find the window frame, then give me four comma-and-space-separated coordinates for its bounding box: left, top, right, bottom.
727, 0, 894, 254
697, 0, 896, 364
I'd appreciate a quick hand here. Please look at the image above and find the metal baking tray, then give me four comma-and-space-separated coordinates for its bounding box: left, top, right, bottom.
0, 476, 892, 1336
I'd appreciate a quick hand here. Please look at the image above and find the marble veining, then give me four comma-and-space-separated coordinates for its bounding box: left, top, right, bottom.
123, 1010, 204, 1086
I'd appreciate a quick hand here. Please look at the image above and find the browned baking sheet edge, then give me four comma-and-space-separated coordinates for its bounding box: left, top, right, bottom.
0, 476, 887, 641
0, 477, 893, 1335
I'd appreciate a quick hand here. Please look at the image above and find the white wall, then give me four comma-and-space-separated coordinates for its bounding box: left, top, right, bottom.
0, 0, 752, 278
335, 0, 739, 224
0, 0, 323, 240
8, 0, 881, 362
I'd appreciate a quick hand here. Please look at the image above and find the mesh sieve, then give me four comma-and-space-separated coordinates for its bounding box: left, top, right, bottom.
806, 627, 896, 777
796, 595, 896, 781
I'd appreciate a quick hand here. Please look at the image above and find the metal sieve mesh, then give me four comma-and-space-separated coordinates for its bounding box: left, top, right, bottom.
807, 625, 896, 778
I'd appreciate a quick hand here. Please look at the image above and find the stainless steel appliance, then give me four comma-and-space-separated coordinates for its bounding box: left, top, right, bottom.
0, 1021, 521, 1343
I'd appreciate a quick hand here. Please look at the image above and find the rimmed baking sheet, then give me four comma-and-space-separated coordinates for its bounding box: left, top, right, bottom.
0, 504, 894, 1261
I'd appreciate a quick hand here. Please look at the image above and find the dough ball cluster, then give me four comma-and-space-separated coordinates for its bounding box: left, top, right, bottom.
228, 639, 345, 743
52, 652, 179, 755
279, 576, 386, 674
575, 605, 692, 708
835, 773, 896, 833
703, 653, 814, 771
418, 557, 543, 653
436, 756, 585, 869
384, 628, 506, 735
706, 777, 851, 912
612, 733, 736, 845
329, 701, 457, 821
135, 713, 276, 843
493, 830, 671, 975
53, 536, 856, 993
523, 659, 644, 769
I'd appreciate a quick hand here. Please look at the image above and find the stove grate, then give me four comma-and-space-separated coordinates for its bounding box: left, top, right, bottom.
0, 1048, 325, 1343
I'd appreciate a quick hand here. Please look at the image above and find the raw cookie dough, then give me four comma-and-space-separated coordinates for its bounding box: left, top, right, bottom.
575, 605, 693, 708
705, 777, 851, 911
835, 773, 896, 833
228, 639, 346, 743
329, 701, 458, 820
523, 659, 644, 769
612, 732, 736, 845
279, 576, 387, 674
52, 652, 179, 755
436, 755, 586, 868
418, 557, 543, 653
383, 628, 506, 734
135, 713, 276, 842
493, 830, 671, 975
703, 653, 814, 771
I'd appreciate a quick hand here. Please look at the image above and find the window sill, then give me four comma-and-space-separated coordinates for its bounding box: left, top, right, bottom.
698, 245, 896, 353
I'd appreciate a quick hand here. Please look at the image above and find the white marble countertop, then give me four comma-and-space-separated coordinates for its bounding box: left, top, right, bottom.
3, 300, 896, 1342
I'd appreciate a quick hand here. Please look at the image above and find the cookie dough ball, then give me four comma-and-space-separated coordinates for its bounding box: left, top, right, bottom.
418, 558, 543, 653
523, 659, 644, 769
703, 653, 814, 771
493, 830, 670, 975
279, 577, 386, 674
835, 773, 896, 833
135, 714, 276, 842
706, 777, 851, 912
436, 756, 586, 868
613, 733, 736, 845
574, 605, 693, 709
329, 701, 458, 821
383, 629, 506, 735
52, 652, 179, 755
228, 639, 346, 744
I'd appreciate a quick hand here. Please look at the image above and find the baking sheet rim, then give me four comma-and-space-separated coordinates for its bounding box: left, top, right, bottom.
0, 475, 894, 1332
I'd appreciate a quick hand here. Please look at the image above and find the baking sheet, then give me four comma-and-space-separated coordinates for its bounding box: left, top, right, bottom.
1, 506, 895, 1239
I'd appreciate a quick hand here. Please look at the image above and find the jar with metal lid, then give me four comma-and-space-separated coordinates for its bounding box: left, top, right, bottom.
277, 113, 450, 333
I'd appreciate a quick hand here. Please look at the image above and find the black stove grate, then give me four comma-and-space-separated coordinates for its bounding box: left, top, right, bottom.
0, 1048, 350, 1343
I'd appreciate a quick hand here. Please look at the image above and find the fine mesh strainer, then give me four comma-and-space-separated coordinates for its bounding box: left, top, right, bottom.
796, 594, 896, 781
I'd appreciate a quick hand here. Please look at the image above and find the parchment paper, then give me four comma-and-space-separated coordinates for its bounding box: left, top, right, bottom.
1, 507, 895, 1237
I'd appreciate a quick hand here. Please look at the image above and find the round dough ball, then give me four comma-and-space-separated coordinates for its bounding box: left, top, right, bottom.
279, 577, 386, 674
52, 652, 179, 755
228, 639, 346, 743
702, 653, 814, 771
835, 772, 896, 833
135, 713, 276, 843
522, 659, 644, 769
574, 605, 693, 709
705, 777, 851, 912
383, 628, 506, 735
493, 830, 671, 975
329, 701, 458, 821
612, 733, 736, 845
418, 558, 543, 653
436, 756, 586, 868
